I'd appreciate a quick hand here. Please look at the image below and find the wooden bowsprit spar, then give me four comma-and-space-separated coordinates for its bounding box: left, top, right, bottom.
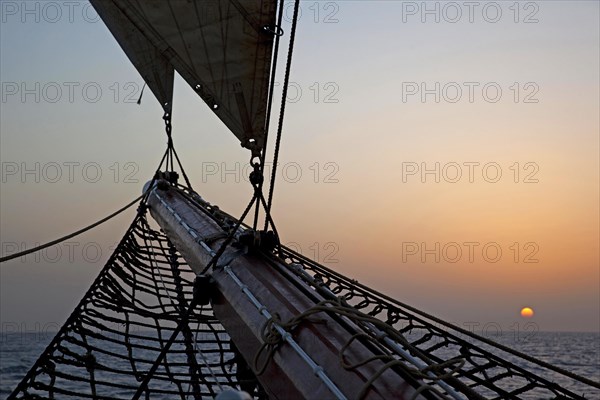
145, 181, 436, 400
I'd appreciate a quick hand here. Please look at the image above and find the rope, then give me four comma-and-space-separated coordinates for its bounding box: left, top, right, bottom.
195, 178, 282, 274
278, 246, 600, 390
253, 0, 286, 230
136, 82, 147, 105
192, 319, 224, 393
253, 313, 284, 376
264, 0, 300, 231
168, 241, 204, 400
163, 111, 193, 190
339, 332, 464, 400
252, 297, 464, 399
131, 296, 200, 400
7, 210, 147, 399
0, 193, 145, 263
1, 142, 175, 264
171, 145, 193, 189
0, 112, 197, 264
10, 207, 252, 399
199, 194, 258, 274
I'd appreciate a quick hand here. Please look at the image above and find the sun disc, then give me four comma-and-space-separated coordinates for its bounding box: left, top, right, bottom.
520, 307, 534, 318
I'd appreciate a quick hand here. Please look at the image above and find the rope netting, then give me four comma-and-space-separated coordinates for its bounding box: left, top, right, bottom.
272, 249, 600, 400
9, 210, 265, 400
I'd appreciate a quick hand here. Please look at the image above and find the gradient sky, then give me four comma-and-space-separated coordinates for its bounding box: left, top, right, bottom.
1, 1, 598, 335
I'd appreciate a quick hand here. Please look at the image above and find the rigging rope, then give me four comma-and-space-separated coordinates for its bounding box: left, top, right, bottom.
9, 209, 257, 399
0, 129, 189, 265
253, 0, 286, 231
136, 82, 147, 105
1, 143, 172, 264
0, 193, 145, 263
264, 0, 300, 232
252, 297, 465, 400
131, 296, 201, 400
283, 244, 600, 390
199, 194, 257, 275
0, 109, 199, 265
275, 246, 600, 396
163, 112, 193, 190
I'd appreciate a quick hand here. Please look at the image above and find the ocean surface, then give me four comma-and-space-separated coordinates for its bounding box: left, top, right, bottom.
1, 330, 599, 399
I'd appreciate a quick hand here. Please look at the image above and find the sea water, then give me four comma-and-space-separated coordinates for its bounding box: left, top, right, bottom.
1, 331, 598, 399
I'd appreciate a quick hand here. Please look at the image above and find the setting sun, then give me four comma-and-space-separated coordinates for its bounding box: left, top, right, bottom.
521, 307, 535, 318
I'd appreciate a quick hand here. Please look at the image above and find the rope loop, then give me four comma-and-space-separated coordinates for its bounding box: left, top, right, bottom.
253, 313, 284, 375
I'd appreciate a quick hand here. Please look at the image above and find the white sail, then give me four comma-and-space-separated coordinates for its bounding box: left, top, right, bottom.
91, 0, 277, 152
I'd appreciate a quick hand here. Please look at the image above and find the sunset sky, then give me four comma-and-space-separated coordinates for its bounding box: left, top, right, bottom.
1, 1, 598, 335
